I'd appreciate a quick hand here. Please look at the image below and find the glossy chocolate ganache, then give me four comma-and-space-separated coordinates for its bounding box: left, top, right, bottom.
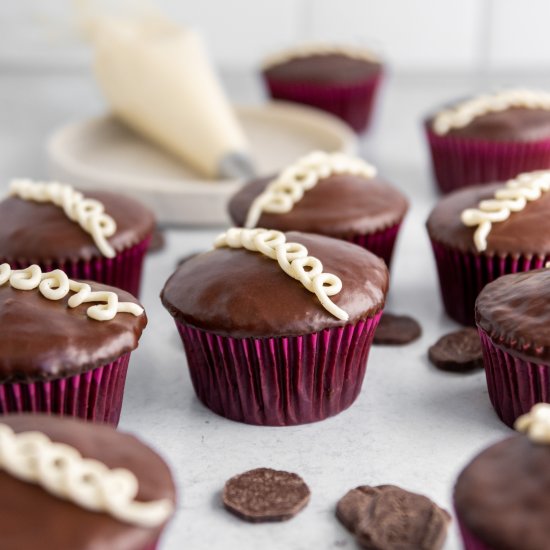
161, 231, 389, 339
263, 53, 381, 85
0, 189, 155, 262
476, 268, 550, 363
0, 414, 176, 550
230, 173, 408, 237
0, 275, 147, 382
427, 182, 550, 257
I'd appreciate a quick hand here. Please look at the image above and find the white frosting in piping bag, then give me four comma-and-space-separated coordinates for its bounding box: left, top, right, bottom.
461, 170, 550, 252
432, 89, 550, 135
214, 228, 348, 321
0, 423, 173, 527
245, 151, 377, 228
10, 179, 117, 258
92, 15, 251, 178
0, 264, 144, 321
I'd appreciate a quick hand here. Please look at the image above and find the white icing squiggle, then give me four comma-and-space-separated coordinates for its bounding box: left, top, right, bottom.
10, 179, 117, 258
0, 264, 144, 321
245, 151, 377, 228
461, 170, 550, 252
0, 423, 173, 527
263, 43, 379, 69
515, 403, 550, 443
214, 228, 348, 321
432, 89, 550, 135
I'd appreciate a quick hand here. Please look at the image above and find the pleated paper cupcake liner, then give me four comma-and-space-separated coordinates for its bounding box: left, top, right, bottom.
456, 513, 495, 550
1, 236, 151, 298
345, 222, 401, 269
0, 353, 130, 426
263, 73, 383, 133
425, 126, 550, 194
430, 238, 548, 326
479, 328, 550, 428
174, 313, 382, 426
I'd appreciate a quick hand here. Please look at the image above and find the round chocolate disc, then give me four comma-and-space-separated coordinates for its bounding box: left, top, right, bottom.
222, 468, 310, 523
373, 313, 422, 346
428, 328, 483, 372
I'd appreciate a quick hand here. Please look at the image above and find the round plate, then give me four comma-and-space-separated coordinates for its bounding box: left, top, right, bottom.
47, 102, 357, 226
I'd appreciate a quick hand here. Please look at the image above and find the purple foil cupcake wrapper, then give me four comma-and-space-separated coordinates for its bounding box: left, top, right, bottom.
174, 313, 382, 426
456, 513, 495, 550
1, 236, 151, 298
430, 238, 548, 326
264, 73, 382, 133
479, 328, 550, 428
426, 126, 550, 194
0, 353, 130, 426
345, 222, 401, 269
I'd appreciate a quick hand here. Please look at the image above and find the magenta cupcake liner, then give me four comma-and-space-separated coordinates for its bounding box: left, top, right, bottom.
1, 236, 151, 298
174, 313, 382, 426
425, 126, 550, 194
479, 328, 550, 428
0, 353, 130, 426
430, 238, 548, 326
345, 222, 401, 269
456, 514, 495, 550
264, 73, 382, 133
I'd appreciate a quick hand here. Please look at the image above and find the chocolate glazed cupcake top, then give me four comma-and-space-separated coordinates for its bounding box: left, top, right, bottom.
0, 267, 147, 382
0, 414, 176, 550
426, 181, 550, 257
262, 44, 382, 85
229, 169, 408, 238
455, 405, 550, 550
476, 268, 550, 363
161, 230, 388, 339
427, 89, 550, 142
0, 183, 155, 262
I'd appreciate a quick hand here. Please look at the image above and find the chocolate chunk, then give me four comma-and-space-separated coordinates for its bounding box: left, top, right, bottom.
373, 313, 422, 345
428, 328, 483, 372
336, 485, 451, 550
147, 227, 166, 253
223, 468, 310, 523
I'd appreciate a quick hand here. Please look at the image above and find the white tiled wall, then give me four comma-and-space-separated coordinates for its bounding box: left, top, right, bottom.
0, 0, 547, 72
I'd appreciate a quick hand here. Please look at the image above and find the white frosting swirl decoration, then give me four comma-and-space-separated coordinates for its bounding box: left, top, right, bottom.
263, 43, 379, 69
0, 264, 144, 321
10, 179, 117, 258
245, 151, 377, 228
214, 228, 348, 321
515, 403, 550, 443
432, 89, 550, 135
461, 170, 550, 252
0, 423, 173, 527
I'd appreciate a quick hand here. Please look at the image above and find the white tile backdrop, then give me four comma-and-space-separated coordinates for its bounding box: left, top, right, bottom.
0, 0, 548, 72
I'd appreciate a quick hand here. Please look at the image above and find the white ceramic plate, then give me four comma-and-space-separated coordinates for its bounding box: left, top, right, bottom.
47, 102, 357, 226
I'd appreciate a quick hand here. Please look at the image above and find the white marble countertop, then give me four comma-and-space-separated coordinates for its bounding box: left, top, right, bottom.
2, 66, 549, 549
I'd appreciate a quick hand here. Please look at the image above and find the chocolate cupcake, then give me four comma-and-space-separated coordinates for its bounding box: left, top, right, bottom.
426, 170, 550, 325
425, 89, 550, 193
0, 414, 176, 550
161, 228, 388, 426
228, 152, 408, 268
476, 268, 550, 427
262, 44, 383, 133
0, 179, 155, 296
0, 263, 146, 425
454, 404, 550, 549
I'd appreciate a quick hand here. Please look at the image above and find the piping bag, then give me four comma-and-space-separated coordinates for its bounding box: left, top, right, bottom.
91, 15, 255, 179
